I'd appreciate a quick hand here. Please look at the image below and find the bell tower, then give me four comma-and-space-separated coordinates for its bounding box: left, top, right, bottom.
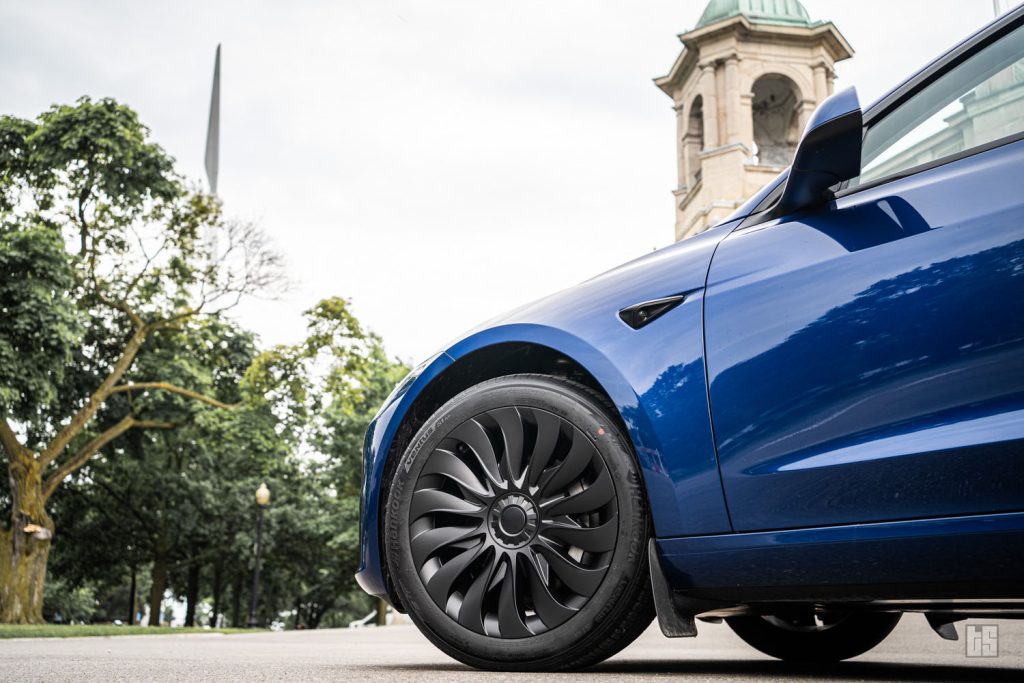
655, 0, 853, 240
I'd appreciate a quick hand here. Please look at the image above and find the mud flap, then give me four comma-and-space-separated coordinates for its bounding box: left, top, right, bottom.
648, 539, 698, 637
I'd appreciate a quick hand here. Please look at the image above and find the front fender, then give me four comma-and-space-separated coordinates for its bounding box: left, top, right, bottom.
357, 222, 737, 599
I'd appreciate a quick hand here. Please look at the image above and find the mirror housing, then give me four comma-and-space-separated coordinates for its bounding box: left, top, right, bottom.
773, 87, 863, 217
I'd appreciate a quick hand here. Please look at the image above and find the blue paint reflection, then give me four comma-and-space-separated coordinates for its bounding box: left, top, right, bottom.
706, 160, 1024, 529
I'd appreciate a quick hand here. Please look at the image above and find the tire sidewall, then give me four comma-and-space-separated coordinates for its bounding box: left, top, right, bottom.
385, 375, 649, 667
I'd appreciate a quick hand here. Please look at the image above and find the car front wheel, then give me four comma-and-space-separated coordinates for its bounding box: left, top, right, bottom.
385, 374, 654, 671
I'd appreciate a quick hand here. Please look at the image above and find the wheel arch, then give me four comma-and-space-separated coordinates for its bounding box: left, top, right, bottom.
375, 326, 658, 608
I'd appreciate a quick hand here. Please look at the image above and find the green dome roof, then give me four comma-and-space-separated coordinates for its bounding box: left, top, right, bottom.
696, 0, 814, 28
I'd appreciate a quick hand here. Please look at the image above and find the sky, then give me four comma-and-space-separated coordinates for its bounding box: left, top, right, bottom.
0, 1, 1007, 363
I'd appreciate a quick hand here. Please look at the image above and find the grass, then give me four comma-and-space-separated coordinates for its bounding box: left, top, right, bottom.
0, 624, 249, 639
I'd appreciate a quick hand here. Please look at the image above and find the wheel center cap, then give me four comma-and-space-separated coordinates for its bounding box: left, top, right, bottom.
489, 494, 538, 549
499, 505, 528, 535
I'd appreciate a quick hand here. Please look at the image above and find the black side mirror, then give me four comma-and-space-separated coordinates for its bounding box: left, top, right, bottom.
773, 87, 863, 217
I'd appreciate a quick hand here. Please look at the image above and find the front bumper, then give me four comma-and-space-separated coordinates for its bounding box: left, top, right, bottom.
354, 352, 453, 602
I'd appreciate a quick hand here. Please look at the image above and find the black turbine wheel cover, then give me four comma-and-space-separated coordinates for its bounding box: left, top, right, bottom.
408, 405, 618, 638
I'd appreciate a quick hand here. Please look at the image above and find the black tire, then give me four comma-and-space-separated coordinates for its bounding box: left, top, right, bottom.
727, 611, 902, 662
385, 374, 654, 671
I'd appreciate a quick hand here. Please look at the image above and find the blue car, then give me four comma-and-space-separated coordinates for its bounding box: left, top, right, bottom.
357, 7, 1024, 670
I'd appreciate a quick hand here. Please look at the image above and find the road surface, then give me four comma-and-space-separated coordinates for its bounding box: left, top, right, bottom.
0, 616, 1020, 681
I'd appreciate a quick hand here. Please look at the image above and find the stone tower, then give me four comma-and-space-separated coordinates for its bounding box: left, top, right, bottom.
655, 0, 853, 240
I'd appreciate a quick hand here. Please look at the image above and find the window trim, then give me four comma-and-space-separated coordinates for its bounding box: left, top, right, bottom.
834, 130, 1024, 200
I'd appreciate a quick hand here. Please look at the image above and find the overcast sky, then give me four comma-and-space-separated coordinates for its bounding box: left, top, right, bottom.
0, 1, 1007, 362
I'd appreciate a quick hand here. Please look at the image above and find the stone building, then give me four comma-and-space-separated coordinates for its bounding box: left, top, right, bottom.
656, 0, 854, 241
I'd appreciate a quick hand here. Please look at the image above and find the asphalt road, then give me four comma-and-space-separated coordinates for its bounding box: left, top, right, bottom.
0, 617, 1021, 682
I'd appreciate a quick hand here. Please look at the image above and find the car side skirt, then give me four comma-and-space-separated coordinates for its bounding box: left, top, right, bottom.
658, 511, 1024, 603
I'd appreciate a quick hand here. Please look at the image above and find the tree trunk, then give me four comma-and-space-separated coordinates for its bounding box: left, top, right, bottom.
230, 572, 243, 627
376, 597, 388, 626
308, 608, 319, 629
184, 563, 200, 627
0, 453, 53, 624
210, 560, 223, 628
147, 548, 169, 627
127, 565, 137, 625
309, 600, 334, 630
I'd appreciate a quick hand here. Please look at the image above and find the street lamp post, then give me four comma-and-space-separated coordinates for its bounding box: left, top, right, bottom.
248, 482, 271, 627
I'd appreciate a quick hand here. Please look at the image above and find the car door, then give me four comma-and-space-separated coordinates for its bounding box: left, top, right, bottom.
702, 17, 1024, 532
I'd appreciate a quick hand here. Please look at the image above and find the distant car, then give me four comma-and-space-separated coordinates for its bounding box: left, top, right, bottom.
357, 7, 1024, 671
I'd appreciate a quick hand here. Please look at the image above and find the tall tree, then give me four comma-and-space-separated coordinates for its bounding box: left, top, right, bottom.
249, 311, 408, 628
0, 98, 280, 622
223, 298, 407, 628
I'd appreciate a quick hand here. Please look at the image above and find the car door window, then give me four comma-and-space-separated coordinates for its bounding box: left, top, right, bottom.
853, 22, 1024, 188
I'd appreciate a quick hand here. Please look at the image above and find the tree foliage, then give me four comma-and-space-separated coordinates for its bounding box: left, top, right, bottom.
0, 222, 80, 418
47, 302, 407, 628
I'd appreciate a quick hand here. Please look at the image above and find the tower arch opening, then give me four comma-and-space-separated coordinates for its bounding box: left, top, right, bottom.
685, 95, 705, 185
751, 74, 802, 166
